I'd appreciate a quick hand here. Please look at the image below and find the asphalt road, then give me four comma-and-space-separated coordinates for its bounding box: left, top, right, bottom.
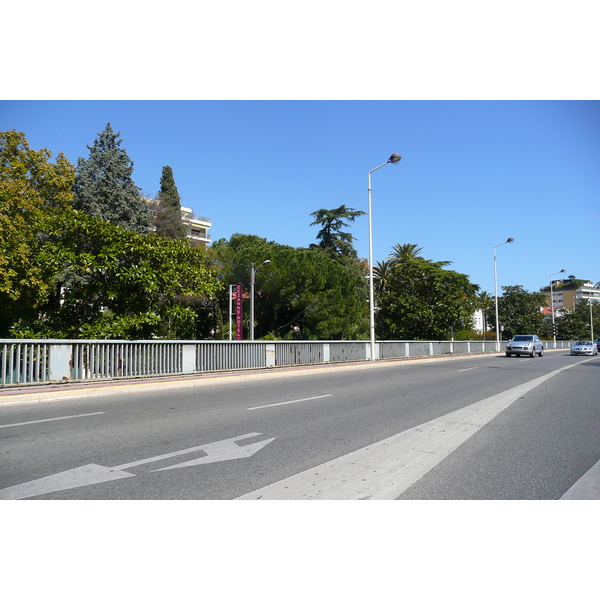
1, 351, 599, 500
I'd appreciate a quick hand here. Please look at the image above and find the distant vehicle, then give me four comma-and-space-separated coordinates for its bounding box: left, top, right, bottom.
505, 335, 544, 358
570, 341, 598, 356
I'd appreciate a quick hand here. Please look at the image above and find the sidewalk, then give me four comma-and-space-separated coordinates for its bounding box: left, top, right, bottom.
0, 352, 493, 406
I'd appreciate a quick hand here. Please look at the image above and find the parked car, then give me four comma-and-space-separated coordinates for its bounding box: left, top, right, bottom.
570, 341, 598, 356
505, 335, 544, 357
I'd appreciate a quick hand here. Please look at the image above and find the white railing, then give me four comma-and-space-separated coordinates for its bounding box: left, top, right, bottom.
0, 339, 575, 387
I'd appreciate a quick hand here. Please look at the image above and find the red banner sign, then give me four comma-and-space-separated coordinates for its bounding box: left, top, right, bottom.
236, 284, 243, 340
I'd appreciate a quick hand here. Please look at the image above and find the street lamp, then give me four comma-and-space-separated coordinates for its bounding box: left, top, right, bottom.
549, 269, 565, 347
368, 153, 401, 361
250, 260, 271, 341
493, 237, 514, 352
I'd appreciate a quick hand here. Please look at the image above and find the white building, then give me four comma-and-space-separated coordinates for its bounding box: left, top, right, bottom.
145, 198, 211, 246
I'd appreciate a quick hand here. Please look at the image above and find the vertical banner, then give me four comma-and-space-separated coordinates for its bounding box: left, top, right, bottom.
236, 284, 243, 340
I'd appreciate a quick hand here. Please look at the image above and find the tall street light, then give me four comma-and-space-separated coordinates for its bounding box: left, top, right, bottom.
250, 260, 271, 341
368, 153, 401, 361
549, 269, 565, 346
493, 237, 514, 352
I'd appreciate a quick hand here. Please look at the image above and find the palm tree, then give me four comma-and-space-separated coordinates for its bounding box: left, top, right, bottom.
478, 291, 494, 337
373, 260, 393, 295
388, 243, 452, 268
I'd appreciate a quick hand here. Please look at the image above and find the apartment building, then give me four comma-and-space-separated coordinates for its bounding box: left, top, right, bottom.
543, 279, 600, 312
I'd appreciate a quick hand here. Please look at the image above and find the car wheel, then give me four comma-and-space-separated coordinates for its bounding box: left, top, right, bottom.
530, 349, 536, 358
539, 347, 544, 357
506, 352, 511, 357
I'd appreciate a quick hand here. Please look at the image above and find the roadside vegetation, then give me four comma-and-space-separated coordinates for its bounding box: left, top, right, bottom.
2, 128, 597, 341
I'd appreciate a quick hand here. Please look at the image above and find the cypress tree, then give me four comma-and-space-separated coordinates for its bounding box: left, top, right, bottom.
153, 165, 186, 240
73, 123, 151, 234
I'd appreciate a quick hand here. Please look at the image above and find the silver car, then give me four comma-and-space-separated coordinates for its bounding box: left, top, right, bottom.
570, 341, 598, 356
505, 335, 544, 357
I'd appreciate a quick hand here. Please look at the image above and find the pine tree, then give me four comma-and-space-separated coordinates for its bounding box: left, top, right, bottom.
73, 123, 151, 234
153, 165, 186, 240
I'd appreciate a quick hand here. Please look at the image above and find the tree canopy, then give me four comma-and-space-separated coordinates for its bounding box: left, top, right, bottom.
376, 257, 479, 340
153, 165, 186, 240
73, 123, 151, 234
494, 285, 547, 339
309, 205, 366, 259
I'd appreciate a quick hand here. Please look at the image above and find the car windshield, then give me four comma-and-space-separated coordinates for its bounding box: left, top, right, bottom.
513, 336, 533, 341
574, 341, 590, 345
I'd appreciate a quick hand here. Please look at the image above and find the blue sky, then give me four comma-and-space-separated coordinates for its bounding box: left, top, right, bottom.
2, 100, 598, 295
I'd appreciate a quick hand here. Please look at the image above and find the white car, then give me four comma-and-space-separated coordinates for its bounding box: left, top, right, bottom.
505, 335, 544, 357
570, 341, 598, 356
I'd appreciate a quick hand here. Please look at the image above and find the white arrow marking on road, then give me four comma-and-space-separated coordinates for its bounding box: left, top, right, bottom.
0, 433, 275, 500
153, 434, 276, 470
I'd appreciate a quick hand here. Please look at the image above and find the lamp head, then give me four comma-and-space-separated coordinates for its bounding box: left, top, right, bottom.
506, 237, 514, 243
388, 153, 402, 165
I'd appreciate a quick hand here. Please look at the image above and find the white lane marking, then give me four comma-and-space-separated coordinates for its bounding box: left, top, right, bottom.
560, 459, 600, 500
237, 362, 581, 500
247, 394, 333, 411
0, 433, 275, 500
458, 367, 479, 372
0, 412, 105, 429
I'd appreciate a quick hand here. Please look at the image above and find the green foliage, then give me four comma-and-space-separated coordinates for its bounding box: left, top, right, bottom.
7, 208, 221, 339
0, 130, 76, 335
495, 285, 547, 339
555, 300, 599, 340
309, 205, 366, 258
73, 123, 151, 234
376, 259, 479, 340
209, 234, 369, 340
153, 165, 186, 240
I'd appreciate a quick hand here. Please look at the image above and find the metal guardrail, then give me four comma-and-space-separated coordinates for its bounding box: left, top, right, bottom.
0, 339, 575, 387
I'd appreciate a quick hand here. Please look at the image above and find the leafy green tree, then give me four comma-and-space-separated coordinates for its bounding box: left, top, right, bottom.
153, 165, 186, 240
10, 210, 222, 340
376, 259, 479, 340
556, 300, 599, 340
309, 205, 366, 258
495, 285, 547, 340
209, 234, 369, 340
0, 130, 76, 336
73, 123, 151, 234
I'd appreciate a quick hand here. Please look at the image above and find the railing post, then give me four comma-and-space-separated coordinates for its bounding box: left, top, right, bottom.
48, 343, 72, 382
265, 344, 275, 368
182, 344, 196, 373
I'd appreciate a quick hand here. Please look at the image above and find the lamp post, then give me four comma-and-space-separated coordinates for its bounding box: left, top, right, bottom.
250, 260, 271, 341
549, 269, 565, 347
368, 153, 401, 361
493, 237, 514, 352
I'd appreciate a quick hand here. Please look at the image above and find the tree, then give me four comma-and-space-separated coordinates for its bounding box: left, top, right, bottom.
73, 123, 151, 234
10, 210, 222, 340
376, 259, 479, 340
373, 260, 393, 295
389, 243, 452, 267
309, 205, 366, 258
495, 285, 547, 340
153, 165, 186, 240
478, 291, 494, 338
556, 300, 599, 340
0, 130, 76, 335
209, 234, 369, 340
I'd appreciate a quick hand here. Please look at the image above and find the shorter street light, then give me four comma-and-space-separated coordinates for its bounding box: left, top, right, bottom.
250, 260, 271, 341
493, 237, 514, 352
549, 269, 565, 346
